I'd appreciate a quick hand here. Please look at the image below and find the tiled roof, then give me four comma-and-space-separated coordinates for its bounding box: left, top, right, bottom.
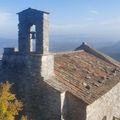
54, 44, 120, 104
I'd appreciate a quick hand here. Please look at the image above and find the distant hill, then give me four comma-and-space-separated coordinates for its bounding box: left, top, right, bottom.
1, 36, 114, 53
49, 35, 116, 52
99, 42, 120, 61
0, 37, 120, 62
0, 38, 17, 54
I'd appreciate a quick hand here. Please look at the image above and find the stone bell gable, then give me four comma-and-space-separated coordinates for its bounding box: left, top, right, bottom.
17, 8, 49, 54
2, 8, 54, 80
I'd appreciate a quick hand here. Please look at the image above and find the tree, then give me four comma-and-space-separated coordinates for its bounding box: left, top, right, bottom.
0, 81, 23, 120
21, 115, 27, 120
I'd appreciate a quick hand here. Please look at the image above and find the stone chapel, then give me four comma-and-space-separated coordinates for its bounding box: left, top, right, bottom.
0, 8, 120, 120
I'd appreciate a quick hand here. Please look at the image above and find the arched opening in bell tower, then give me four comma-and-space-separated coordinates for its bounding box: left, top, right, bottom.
30, 24, 36, 52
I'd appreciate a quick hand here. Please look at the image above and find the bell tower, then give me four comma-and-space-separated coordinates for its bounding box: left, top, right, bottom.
3, 8, 54, 79
18, 8, 49, 54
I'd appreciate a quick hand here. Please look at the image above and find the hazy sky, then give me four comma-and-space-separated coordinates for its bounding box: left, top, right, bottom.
0, 0, 120, 41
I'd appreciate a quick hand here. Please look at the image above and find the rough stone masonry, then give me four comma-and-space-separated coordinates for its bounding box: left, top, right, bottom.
0, 8, 59, 120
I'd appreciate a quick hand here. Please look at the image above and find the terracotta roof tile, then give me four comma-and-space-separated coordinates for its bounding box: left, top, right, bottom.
54, 50, 120, 104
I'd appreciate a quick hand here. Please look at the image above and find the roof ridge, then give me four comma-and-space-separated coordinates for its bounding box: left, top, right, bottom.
75, 42, 120, 67
52, 50, 84, 55
17, 8, 49, 14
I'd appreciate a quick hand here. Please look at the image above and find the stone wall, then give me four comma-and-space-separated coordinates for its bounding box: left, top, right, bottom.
41, 54, 54, 79
62, 92, 87, 120
0, 53, 60, 120
86, 82, 120, 120
0, 8, 62, 120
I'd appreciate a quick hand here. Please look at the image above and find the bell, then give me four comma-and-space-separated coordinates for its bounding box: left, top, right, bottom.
30, 31, 36, 39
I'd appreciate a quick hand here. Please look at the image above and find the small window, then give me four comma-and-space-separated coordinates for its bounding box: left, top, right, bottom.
102, 116, 107, 120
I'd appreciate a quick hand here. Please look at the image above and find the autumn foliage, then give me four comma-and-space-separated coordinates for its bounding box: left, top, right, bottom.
0, 81, 23, 120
